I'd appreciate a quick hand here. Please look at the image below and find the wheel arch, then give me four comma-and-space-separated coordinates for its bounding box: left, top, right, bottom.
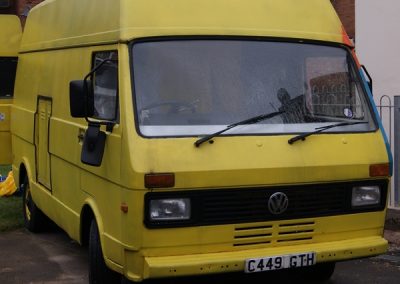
80, 199, 104, 247
18, 158, 34, 188
18, 163, 27, 187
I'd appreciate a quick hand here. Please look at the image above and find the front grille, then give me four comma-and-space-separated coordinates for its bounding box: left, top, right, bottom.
145, 180, 388, 228
201, 186, 347, 224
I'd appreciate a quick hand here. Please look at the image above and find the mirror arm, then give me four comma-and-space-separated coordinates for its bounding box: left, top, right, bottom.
106, 122, 115, 133
83, 78, 92, 123
86, 122, 101, 151
84, 58, 114, 81
84, 120, 115, 133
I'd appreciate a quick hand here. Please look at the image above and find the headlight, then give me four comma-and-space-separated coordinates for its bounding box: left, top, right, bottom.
352, 186, 381, 207
149, 198, 191, 221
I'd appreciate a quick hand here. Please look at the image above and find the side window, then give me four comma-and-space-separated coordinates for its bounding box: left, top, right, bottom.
0, 57, 18, 98
92, 51, 118, 121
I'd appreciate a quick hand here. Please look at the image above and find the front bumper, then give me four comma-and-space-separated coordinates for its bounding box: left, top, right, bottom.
125, 235, 387, 281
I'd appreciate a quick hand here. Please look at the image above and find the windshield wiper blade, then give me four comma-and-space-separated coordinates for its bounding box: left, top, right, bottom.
194, 110, 285, 147
288, 121, 368, 145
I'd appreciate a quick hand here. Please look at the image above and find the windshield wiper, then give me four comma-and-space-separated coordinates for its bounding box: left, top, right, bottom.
194, 110, 285, 147
288, 121, 368, 145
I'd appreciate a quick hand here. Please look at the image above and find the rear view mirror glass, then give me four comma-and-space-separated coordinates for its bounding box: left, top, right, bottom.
92, 52, 118, 121
69, 80, 93, 117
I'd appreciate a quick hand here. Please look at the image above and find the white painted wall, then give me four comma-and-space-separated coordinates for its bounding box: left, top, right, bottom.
356, 0, 400, 207
356, 0, 400, 97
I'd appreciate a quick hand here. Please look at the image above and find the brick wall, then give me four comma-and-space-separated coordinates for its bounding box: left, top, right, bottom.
14, 0, 43, 26
331, 0, 355, 40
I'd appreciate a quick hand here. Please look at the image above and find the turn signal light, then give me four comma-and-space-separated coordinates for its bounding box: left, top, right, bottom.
369, 164, 390, 177
145, 173, 175, 188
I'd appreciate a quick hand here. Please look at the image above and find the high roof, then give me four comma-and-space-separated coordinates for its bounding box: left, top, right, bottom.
0, 15, 22, 56
21, 0, 349, 52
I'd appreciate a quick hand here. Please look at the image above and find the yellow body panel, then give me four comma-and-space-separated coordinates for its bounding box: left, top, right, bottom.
126, 132, 388, 189
0, 15, 21, 56
0, 16, 21, 165
11, 0, 390, 282
21, 0, 346, 53
141, 236, 387, 279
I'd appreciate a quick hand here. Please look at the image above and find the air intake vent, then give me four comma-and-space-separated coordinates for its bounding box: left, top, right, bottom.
276, 221, 315, 243
0, 0, 11, 8
234, 224, 273, 246
234, 221, 315, 247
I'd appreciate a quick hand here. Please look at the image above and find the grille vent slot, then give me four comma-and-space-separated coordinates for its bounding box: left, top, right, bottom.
234, 225, 272, 247
234, 221, 315, 247
277, 222, 315, 243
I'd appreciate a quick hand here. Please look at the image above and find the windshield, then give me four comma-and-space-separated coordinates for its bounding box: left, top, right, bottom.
132, 40, 376, 137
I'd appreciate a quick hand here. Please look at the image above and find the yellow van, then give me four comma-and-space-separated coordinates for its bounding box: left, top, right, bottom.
12, 0, 392, 283
0, 15, 21, 165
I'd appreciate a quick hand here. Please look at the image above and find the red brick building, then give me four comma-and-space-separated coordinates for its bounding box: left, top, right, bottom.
2, 0, 355, 38
331, 0, 355, 40
0, 0, 43, 25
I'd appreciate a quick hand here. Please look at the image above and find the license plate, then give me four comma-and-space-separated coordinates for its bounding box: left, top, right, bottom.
245, 252, 316, 273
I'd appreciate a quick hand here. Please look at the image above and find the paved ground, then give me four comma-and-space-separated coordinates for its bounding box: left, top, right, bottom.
1, 209, 400, 283
0, 228, 87, 283
1, 228, 400, 284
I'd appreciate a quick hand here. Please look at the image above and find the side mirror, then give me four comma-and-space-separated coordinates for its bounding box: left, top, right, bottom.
361, 65, 373, 93
81, 123, 106, 166
69, 51, 118, 167
69, 80, 94, 117
69, 59, 118, 121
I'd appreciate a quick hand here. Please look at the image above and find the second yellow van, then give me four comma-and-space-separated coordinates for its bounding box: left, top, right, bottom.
0, 15, 21, 165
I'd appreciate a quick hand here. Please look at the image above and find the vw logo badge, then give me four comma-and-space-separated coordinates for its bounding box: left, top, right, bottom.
268, 192, 289, 215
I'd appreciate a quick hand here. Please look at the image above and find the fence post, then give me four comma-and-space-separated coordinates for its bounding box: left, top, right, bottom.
380, 95, 392, 147
394, 96, 400, 206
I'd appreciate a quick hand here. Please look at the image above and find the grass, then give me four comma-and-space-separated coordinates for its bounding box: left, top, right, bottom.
0, 165, 24, 232
0, 196, 24, 232
0, 165, 11, 176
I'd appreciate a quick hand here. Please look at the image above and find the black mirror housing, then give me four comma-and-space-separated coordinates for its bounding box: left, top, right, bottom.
70, 80, 86, 117
81, 123, 106, 166
69, 80, 94, 117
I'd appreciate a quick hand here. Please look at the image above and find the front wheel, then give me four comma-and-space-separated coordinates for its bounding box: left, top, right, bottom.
89, 219, 121, 284
22, 175, 47, 232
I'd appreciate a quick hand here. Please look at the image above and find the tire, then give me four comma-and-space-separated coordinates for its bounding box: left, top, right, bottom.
89, 219, 121, 284
22, 175, 47, 232
298, 262, 336, 282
